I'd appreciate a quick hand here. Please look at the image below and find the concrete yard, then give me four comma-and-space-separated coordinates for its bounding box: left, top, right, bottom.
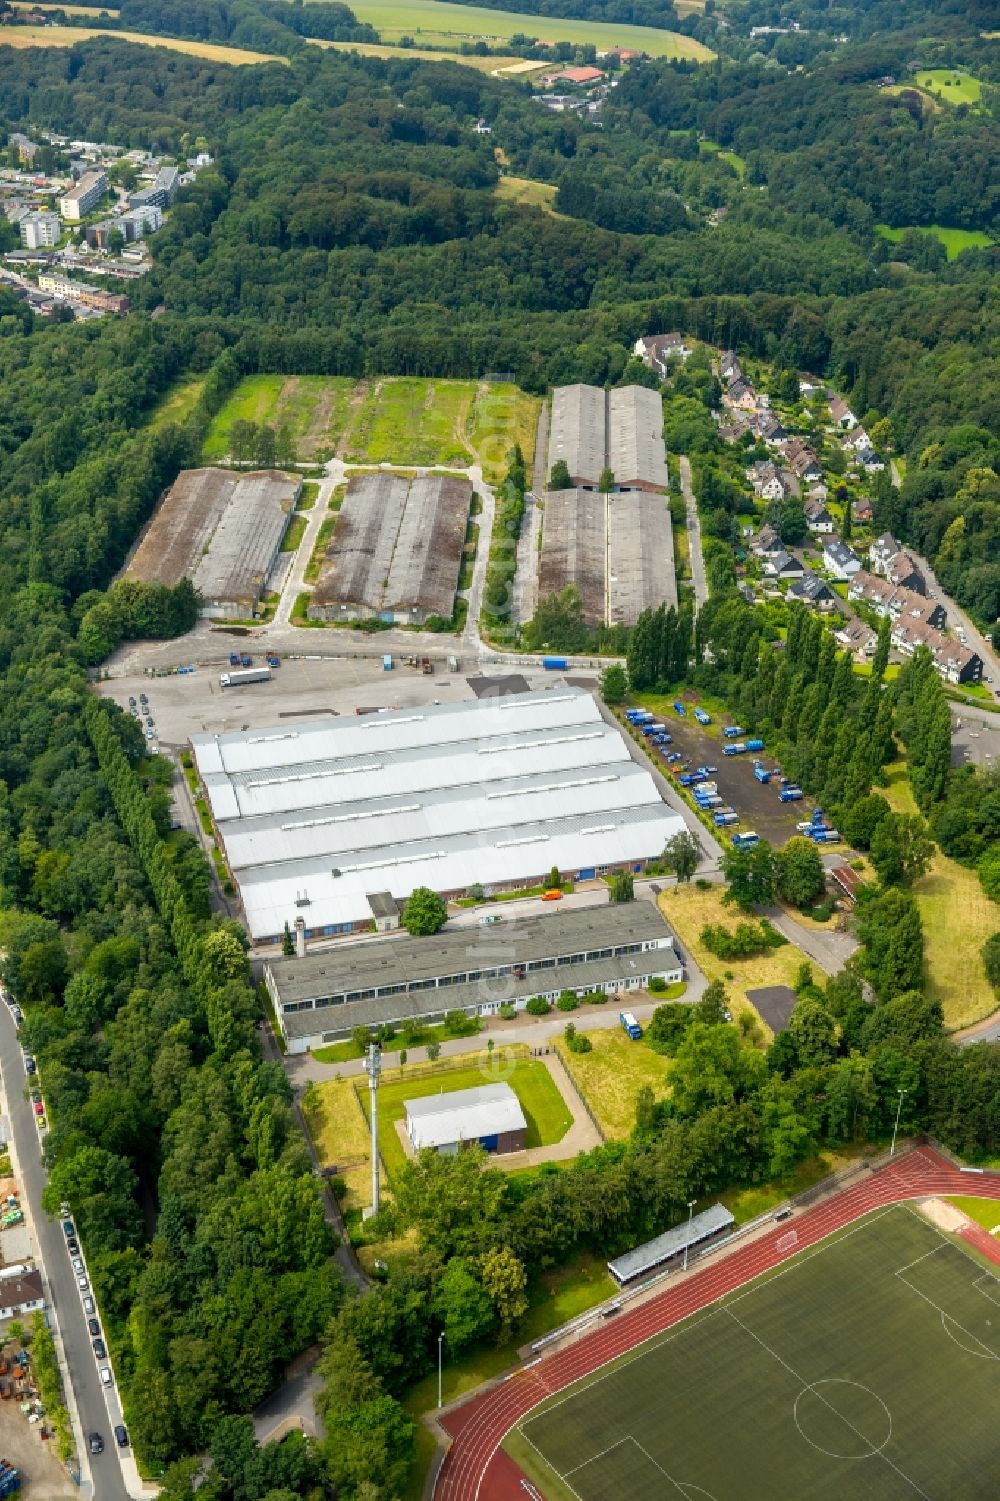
0, 1401, 75, 1499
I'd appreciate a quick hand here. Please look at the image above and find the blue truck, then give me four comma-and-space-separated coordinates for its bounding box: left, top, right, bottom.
542, 657, 568, 670
673, 701, 687, 716
745, 738, 765, 753
620, 1010, 642, 1041
723, 743, 747, 757
723, 726, 745, 739
812, 828, 841, 843
779, 785, 803, 802
753, 765, 772, 784
694, 708, 711, 725
714, 809, 739, 827
698, 795, 723, 809
731, 831, 760, 849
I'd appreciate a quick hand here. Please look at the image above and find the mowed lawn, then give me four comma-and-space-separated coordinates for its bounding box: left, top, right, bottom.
356, 1056, 573, 1183
344, 377, 477, 465
877, 223, 992, 260
882, 762, 996, 1029
344, 0, 714, 58
657, 883, 811, 1035
0, 24, 282, 62
947, 1196, 1000, 1234
554, 1028, 671, 1140
466, 381, 541, 482
914, 69, 983, 105
202, 374, 356, 461
508, 1206, 1000, 1501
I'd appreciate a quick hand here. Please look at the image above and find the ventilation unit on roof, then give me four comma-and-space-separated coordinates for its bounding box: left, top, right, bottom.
294, 890, 311, 906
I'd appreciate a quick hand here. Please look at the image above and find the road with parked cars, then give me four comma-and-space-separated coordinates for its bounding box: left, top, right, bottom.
0, 997, 133, 1499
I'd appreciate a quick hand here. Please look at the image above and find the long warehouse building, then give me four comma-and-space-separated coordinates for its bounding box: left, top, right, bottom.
309, 471, 471, 625
191, 687, 686, 946
127, 467, 300, 618
548, 384, 669, 491
264, 902, 685, 1052
539, 488, 676, 626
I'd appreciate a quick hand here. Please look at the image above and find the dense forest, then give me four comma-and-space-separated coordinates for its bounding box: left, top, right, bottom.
0, 7, 998, 1495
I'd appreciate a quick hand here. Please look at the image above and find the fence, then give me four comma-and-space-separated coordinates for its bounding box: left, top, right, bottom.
547, 1042, 607, 1144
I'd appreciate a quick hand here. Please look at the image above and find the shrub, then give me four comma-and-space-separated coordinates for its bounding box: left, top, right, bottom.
585, 988, 608, 1005
556, 991, 578, 1011
695, 877, 712, 891
498, 1002, 516, 1020
526, 997, 551, 1016
444, 1009, 479, 1037
647, 976, 667, 994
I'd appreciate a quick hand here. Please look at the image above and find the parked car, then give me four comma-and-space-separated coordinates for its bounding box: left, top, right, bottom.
145, 728, 155, 740
479, 914, 501, 925
92, 1338, 106, 1360
82, 1295, 94, 1315
23, 1055, 35, 1075
62, 1219, 74, 1238
88, 1318, 100, 1337
99, 1366, 113, 1387
67, 1238, 79, 1255
77, 1275, 89, 1292
88, 1432, 103, 1455
128, 697, 136, 707
33, 1101, 44, 1117
71, 1258, 84, 1275
114, 1425, 129, 1449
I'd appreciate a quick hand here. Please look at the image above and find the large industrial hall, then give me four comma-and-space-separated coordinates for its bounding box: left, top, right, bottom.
541, 385, 675, 626
191, 687, 685, 946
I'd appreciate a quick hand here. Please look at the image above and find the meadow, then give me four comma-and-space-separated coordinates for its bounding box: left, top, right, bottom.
201, 374, 356, 461
342, 0, 714, 59
554, 1027, 672, 1140
877, 223, 992, 260
883, 762, 996, 1029
311, 37, 542, 70
344, 377, 477, 465
914, 69, 983, 106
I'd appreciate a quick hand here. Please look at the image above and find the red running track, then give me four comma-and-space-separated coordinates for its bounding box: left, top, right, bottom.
436, 1145, 1000, 1501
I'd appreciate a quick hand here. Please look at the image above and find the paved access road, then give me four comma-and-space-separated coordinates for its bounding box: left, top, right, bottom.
0, 1008, 133, 1501
679, 455, 709, 611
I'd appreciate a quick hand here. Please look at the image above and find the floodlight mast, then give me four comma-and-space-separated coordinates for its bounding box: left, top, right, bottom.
365, 1042, 381, 1216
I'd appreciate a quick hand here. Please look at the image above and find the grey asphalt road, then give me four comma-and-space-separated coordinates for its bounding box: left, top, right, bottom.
679, 456, 709, 611
0, 1009, 131, 1501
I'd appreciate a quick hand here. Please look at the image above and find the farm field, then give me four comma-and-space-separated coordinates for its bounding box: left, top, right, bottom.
343, 377, 477, 465
202, 374, 356, 462
554, 1027, 672, 1140
508, 1205, 1000, 1501
343, 0, 714, 58
356, 1056, 573, 1183
0, 24, 282, 62
877, 222, 992, 259
657, 882, 810, 1036
882, 762, 995, 1029
914, 68, 983, 105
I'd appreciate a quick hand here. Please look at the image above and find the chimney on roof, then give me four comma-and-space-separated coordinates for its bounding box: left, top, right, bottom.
294, 916, 306, 959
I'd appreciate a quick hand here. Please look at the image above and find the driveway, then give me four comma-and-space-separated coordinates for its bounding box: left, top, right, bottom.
679, 456, 709, 611
0, 1009, 137, 1500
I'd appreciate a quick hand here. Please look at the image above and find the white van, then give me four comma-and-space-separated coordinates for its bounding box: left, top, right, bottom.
99, 1366, 113, 1387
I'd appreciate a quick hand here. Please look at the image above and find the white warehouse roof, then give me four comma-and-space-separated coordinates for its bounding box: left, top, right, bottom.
191, 688, 686, 941
406, 1084, 526, 1150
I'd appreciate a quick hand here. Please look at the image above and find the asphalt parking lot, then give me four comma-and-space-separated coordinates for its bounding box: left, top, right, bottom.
97, 659, 578, 753
950, 710, 1000, 770
629, 711, 823, 847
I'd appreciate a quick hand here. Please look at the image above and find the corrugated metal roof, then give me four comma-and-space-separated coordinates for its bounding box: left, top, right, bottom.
608, 1203, 735, 1284
608, 386, 669, 490
549, 385, 606, 485
406, 1084, 526, 1150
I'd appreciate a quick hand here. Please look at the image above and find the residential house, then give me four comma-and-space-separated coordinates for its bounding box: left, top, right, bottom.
843, 424, 870, 453
753, 410, 785, 446
829, 395, 857, 430
789, 449, 823, 484
747, 461, 785, 502
848, 572, 945, 630
806, 482, 829, 505
823, 539, 861, 580
556, 66, 604, 85
720, 350, 742, 382
737, 582, 756, 605
634, 332, 692, 376
763, 550, 805, 581
8, 132, 38, 166
725, 377, 757, 411
474, 118, 492, 135
59, 169, 108, 221
718, 414, 751, 443
869, 533, 901, 574
858, 449, 886, 474
853, 496, 874, 524
869, 534, 925, 593
751, 524, 785, 557
799, 376, 826, 399
19, 211, 60, 250
891, 618, 982, 684
835, 618, 878, 659
0, 1267, 44, 1321
787, 573, 836, 610
804, 498, 834, 534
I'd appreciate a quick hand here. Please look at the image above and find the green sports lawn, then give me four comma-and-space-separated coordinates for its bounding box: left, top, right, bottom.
507, 1205, 1000, 1499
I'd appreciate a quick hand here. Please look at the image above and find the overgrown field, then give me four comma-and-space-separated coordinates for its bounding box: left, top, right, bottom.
202, 374, 355, 462
554, 1028, 671, 1140
343, 377, 477, 466
882, 763, 996, 1029
0, 24, 282, 61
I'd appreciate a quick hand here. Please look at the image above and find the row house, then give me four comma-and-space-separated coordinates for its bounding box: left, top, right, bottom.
746, 461, 785, 502
804, 498, 834, 534
835, 618, 879, 659
869, 533, 926, 594
848, 571, 946, 630
891, 618, 983, 685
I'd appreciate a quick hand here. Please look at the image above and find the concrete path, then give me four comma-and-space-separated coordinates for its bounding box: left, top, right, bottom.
679, 455, 709, 611
761, 904, 858, 977
273, 459, 344, 628
512, 399, 549, 627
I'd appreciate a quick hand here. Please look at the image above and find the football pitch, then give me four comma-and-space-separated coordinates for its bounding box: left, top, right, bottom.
508, 1206, 1000, 1499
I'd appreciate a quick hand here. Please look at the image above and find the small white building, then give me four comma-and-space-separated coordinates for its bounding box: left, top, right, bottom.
823, 539, 862, 580
405, 1083, 527, 1156
0, 1268, 44, 1321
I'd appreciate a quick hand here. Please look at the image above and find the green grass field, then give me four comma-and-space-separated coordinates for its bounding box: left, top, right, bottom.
344, 0, 713, 58
876, 223, 992, 260
344, 376, 477, 465
509, 1205, 1000, 1500
148, 378, 205, 428
0, 24, 283, 62
466, 381, 541, 482
554, 1028, 672, 1140
357, 1057, 572, 1182
202, 374, 356, 462
947, 1196, 1000, 1234
914, 69, 983, 105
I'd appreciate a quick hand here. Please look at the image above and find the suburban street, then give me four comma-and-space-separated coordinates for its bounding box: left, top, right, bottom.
679, 455, 709, 610
0, 1009, 136, 1500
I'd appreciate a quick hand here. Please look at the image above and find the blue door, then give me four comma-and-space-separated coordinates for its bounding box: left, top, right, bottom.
479, 1134, 498, 1153
578, 867, 596, 880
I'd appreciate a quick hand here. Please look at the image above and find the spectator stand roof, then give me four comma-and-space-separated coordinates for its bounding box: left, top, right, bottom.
608, 1203, 736, 1285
